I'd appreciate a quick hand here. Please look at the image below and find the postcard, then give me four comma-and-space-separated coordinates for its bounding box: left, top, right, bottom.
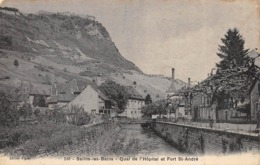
0, 0, 259, 165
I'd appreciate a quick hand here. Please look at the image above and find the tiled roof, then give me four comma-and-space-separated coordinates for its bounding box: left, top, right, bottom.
125, 86, 144, 100
57, 93, 77, 102
51, 79, 80, 102
98, 90, 110, 101
29, 84, 51, 96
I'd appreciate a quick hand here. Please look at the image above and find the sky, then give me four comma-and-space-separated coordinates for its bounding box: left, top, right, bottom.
1, 0, 260, 82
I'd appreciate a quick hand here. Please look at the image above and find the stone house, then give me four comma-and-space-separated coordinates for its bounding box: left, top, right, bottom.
47, 79, 114, 117
47, 79, 83, 109
189, 92, 213, 122
119, 86, 145, 119
186, 76, 250, 123
27, 83, 51, 107
13, 82, 51, 109
66, 85, 112, 116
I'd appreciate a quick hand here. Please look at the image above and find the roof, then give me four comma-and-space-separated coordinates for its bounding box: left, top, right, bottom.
29, 84, 51, 96
125, 86, 144, 100
98, 90, 110, 101
50, 79, 104, 103
50, 79, 81, 102
60, 79, 80, 94
13, 93, 29, 102
166, 81, 177, 93
57, 93, 77, 102
90, 84, 110, 101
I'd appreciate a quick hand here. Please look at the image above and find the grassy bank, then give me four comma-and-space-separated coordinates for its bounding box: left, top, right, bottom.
0, 121, 141, 158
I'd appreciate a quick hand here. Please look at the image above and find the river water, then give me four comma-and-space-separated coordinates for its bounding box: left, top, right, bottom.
120, 124, 180, 156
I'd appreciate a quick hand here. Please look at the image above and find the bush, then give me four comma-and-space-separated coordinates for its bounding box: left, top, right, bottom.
0, 35, 12, 47
64, 105, 90, 126
13, 59, 19, 68
0, 92, 19, 127
18, 103, 32, 119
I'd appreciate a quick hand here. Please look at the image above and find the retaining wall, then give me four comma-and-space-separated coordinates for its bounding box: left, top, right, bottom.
152, 121, 260, 154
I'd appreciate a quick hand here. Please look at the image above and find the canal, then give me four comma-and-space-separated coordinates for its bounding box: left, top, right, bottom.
120, 124, 180, 156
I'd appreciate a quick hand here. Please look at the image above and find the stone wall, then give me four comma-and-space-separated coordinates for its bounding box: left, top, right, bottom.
152, 122, 259, 154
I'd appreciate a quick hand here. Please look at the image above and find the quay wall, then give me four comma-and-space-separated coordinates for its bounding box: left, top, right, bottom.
151, 122, 259, 154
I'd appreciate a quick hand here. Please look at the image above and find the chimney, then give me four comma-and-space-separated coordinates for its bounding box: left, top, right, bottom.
188, 78, 191, 87
172, 68, 175, 81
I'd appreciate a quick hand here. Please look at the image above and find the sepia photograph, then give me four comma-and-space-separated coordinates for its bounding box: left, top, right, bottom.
0, 0, 259, 164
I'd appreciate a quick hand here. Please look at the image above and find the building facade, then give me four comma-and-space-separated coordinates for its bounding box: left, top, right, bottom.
119, 86, 145, 119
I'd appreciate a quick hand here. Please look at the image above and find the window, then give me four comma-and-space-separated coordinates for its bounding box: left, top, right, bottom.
131, 111, 133, 114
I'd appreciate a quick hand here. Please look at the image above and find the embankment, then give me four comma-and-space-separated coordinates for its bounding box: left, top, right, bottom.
151, 121, 259, 154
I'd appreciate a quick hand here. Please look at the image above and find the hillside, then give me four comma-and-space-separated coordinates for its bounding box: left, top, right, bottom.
108, 71, 187, 101
0, 7, 187, 100
0, 8, 141, 74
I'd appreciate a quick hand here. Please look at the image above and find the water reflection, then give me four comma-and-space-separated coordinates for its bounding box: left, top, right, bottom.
120, 124, 180, 156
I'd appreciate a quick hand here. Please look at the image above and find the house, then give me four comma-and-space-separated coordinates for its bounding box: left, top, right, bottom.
165, 69, 192, 120
47, 79, 84, 109
98, 90, 113, 116
119, 86, 145, 119
168, 98, 186, 119
27, 83, 51, 107
10, 82, 51, 108
189, 92, 212, 122
47, 79, 114, 117
66, 85, 112, 116
11, 93, 30, 109
186, 74, 250, 123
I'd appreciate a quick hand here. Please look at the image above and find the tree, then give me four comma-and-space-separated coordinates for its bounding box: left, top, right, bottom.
141, 100, 167, 118
145, 94, 152, 105
13, 59, 19, 68
216, 28, 249, 70
99, 80, 129, 113
167, 28, 258, 126
33, 95, 46, 107
0, 91, 19, 126
19, 103, 33, 119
